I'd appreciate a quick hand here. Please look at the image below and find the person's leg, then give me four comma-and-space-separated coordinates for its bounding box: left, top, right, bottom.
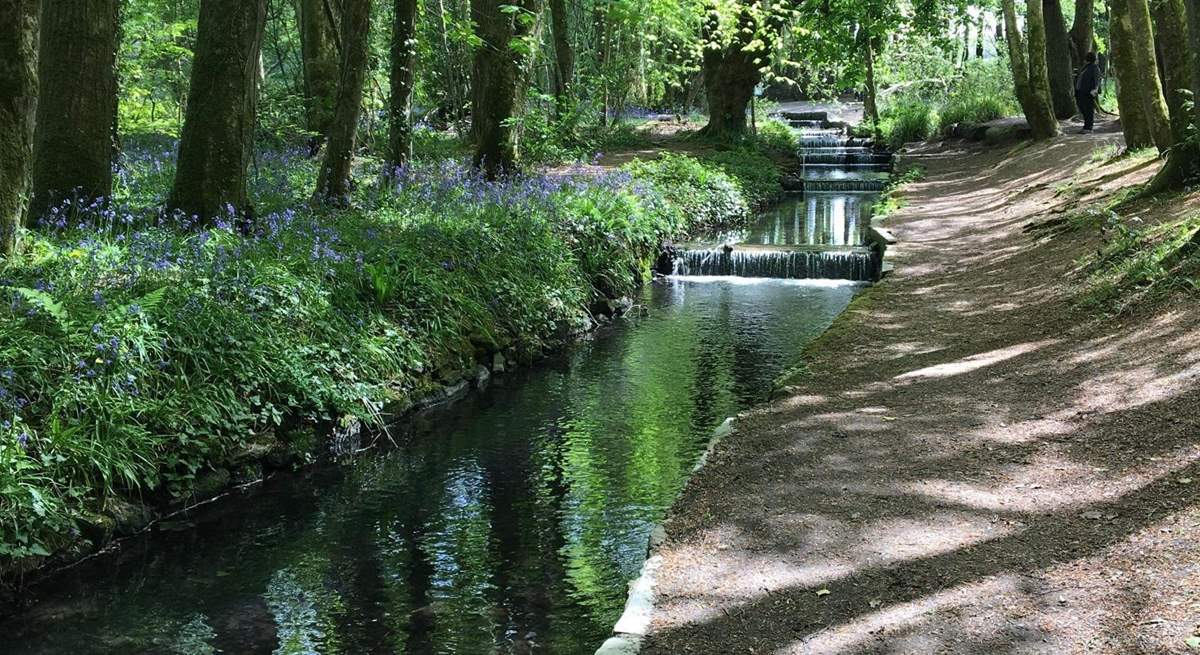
1083, 94, 1095, 131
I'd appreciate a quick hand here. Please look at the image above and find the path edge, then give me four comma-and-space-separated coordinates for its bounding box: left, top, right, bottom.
593, 415, 737, 655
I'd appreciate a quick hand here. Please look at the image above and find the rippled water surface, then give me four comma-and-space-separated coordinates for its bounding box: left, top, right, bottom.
3, 277, 859, 655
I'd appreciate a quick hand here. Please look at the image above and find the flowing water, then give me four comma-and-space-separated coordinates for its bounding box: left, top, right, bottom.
668, 119, 892, 282
668, 190, 883, 280
2, 277, 861, 655
3, 118, 889, 655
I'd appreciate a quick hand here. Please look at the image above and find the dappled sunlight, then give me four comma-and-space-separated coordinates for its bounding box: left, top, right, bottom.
1068, 360, 1200, 415
645, 130, 1200, 654
778, 574, 1033, 654
894, 340, 1057, 381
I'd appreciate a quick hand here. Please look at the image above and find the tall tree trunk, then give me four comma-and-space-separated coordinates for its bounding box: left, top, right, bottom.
698, 4, 760, 140
1003, 0, 1061, 138
594, 3, 610, 126
1026, 0, 1064, 137
863, 33, 880, 129
168, 0, 267, 221
469, 0, 539, 176
0, 0, 39, 257
31, 0, 118, 220
1111, 0, 1156, 147
1068, 0, 1095, 68
314, 0, 371, 202
548, 0, 573, 110
298, 0, 340, 150
1152, 0, 1191, 141
1143, 0, 1200, 192
976, 12, 986, 58
388, 0, 418, 169
1044, 0, 1079, 118
1117, 0, 1174, 150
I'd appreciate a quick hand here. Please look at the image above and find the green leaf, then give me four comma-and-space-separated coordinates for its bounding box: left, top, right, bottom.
11, 287, 70, 330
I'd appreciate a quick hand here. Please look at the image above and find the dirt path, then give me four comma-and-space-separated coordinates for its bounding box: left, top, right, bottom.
642, 127, 1200, 654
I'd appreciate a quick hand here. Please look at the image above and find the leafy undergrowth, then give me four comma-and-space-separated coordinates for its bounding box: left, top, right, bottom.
1078, 197, 1200, 311
871, 165, 925, 221
0, 140, 758, 565
1040, 148, 1200, 313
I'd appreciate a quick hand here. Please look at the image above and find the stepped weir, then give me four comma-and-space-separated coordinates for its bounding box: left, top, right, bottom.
661, 110, 894, 282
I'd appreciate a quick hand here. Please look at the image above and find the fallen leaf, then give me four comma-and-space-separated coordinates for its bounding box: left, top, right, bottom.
1185, 636, 1200, 650
816, 589, 831, 597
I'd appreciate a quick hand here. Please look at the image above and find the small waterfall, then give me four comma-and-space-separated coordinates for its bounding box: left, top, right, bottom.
669, 247, 878, 281
802, 179, 888, 192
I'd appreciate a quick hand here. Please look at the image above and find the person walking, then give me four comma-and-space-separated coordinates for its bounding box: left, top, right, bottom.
1075, 52, 1101, 134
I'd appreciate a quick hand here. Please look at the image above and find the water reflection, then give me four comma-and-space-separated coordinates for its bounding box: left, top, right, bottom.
3, 278, 859, 655
744, 194, 869, 247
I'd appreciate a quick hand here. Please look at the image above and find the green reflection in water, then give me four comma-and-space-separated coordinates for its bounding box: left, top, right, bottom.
3, 277, 859, 655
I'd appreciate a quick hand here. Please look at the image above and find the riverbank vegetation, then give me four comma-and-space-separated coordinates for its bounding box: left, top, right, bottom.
0, 139, 778, 564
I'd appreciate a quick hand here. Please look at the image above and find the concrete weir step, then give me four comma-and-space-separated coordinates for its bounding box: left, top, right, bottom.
780, 110, 829, 122
797, 137, 876, 149
800, 152, 893, 165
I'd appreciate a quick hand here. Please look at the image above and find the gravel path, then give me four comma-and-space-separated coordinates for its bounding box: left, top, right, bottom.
642, 127, 1200, 654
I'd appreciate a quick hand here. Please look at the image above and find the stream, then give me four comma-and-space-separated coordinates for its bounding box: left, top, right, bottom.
2, 121, 888, 655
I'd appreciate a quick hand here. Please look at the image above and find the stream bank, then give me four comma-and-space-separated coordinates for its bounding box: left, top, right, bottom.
642, 126, 1200, 653
1, 131, 880, 654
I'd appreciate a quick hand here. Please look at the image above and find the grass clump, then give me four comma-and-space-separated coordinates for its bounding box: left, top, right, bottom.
878, 101, 937, 149
871, 166, 925, 221
1080, 209, 1200, 311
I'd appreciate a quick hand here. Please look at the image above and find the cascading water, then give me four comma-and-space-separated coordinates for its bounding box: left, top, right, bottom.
665, 112, 893, 283
670, 247, 878, 281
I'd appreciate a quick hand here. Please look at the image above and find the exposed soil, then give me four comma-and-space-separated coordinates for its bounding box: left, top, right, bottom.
642, 122, 1200, 654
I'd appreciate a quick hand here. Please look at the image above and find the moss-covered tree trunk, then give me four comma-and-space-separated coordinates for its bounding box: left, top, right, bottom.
1117, 0, 1174, 150
549, 0, 573, 109
314, 0, 371, 202
1003, 0, 1061, 139
168, 0, 267, 221
388, 0, 418, 169
698, 4, 759, 140
1144, 0, 1200, 192
0, 0, 39, 257
1068, 0, 1094, 67
1110, 0, 1156, 148
31, 0, 118, 220
1152, 0, 1192, 141
298, 0, 340, 150
1026, 0, 1064, 137
1044, 0, 1080, 118
1188, 0, 1200, 123
469, 0, 539, 177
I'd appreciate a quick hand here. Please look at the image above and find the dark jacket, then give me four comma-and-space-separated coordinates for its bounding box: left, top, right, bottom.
1075, 63, 1100, 94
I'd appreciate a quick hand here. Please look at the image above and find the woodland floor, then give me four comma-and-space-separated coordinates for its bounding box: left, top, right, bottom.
641, 121, 1200, 654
